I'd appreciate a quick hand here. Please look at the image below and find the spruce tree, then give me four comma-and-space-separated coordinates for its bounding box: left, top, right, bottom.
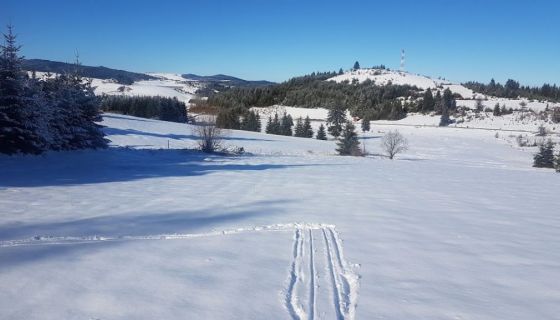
338, 68, 344, 75
294, 117, 305, 137
240, 110, 260, 132
0, 25, 45, 154
361, 116, 370, 132
353, 61, 360, 70
280, 113, 293, 136
439, 88, 453, 126
493, 103, 501, 116
434, 91, 442, 114
272, 112, 281, 134
555, 152, 560, 172
421, 89, 435, 113
336, 121, 361, 156
316, 123, 327, 140
533, 139, 555, 168
265, 115, 273, 134
254, 111, 261, 132
327, 106, 346, 138
303, 116, 313, 138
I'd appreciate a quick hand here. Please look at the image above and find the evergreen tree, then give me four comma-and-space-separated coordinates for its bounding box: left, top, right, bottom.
44, 57, 106, 150
439, 88, 453, 126
434, 90, 443, 114
265, 115, 273, 134
254, 111, 261, 132
216, 108, 241, 129
389, 100, 405, 120
421, 89, 435, 113
533, 139, 555, 168
303, 116, 313, 138
316, 123, 327, 140
272, 112, 281, 134
294, 117, 305, 137
493, 103, 501, 116
336, 121, 361, 156
240, 110, 261, 132
361, 116, 370, 132
0, 25, 45, 154
280, 113, 293, 136
353, 61, 360, 70
327, 106, 346, 138
555, 152, 560, 172
338, 68, 344, 75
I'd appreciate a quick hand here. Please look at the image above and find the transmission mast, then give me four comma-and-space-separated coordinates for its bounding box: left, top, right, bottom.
400, 49, 405, 72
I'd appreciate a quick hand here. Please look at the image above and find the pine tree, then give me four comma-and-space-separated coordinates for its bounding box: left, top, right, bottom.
336, 121, 361, 156
493, 103, 501, 116
439, 88, 453, 126
327, 106, 346, 138
240, 110, 261, 132
254, 111, 261, 132
421, 89, 435, 113
265, 115, 273, 134
316, 123, 327, 140
555, 152, 560, 172
279, 113, 293, 136
389, 100, 405, 120
434, 91, 443, 114
533, 139, 555, 168
303, 116, 313, 138
338, 68, 343, 75
353, 61, 360, 70
294, 117, 305, 137
361, 116, 370, 132
0, 25, 45, 154
216, 108, 241, 129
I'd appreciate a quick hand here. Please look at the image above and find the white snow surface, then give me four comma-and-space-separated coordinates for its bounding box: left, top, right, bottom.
1, 113, 559, 319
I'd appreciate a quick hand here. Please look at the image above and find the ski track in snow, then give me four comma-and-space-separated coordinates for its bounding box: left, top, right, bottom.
286, 226, 360, 320
0, 222, 360, 319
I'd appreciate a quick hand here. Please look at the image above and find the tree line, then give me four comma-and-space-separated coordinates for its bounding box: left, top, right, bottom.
464, 79, 560, 102
101, 95, 187, 123
0, 26, 106, 155
206, 71, 421, 125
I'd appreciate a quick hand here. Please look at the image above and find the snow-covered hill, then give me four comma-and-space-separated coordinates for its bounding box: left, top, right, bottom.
328, 68, 478, 99
1, 113, 559, 319
91, 74, 199, 103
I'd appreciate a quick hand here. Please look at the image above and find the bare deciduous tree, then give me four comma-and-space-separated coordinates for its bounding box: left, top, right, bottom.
381, 130, 408, 159
193, 116, 224, 153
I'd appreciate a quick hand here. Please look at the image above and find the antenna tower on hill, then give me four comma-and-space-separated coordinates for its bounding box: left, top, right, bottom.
400, 49, 405, 72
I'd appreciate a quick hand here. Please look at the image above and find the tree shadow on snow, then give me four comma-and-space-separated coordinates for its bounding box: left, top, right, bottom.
0, 148, 320, 188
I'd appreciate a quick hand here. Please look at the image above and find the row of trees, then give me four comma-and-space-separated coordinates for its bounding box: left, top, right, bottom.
264, 113, 319, 139
464, 79, 560, 102
101, 95, 187, 122
0, 26, 106, 155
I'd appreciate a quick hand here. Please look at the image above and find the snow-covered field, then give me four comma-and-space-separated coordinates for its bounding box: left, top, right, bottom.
1, 113, 559, 319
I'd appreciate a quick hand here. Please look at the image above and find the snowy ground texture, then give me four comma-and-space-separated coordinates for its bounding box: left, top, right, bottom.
1, 113, 559, 319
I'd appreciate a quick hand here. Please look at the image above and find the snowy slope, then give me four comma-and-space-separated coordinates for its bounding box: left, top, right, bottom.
91, 78, 197, 103
1, 113, 559, 319
328, 68, 478, 99
31, 71, 198, 103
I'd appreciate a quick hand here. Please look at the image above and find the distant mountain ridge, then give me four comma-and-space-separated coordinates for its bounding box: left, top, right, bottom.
182, 73, 275, 87
22, 59, 157, 85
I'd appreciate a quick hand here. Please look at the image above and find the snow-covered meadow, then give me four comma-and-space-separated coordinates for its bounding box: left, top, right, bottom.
1, 112, 559, 319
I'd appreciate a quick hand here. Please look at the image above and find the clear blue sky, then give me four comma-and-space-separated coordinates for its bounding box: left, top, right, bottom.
2, 0, 559, 85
